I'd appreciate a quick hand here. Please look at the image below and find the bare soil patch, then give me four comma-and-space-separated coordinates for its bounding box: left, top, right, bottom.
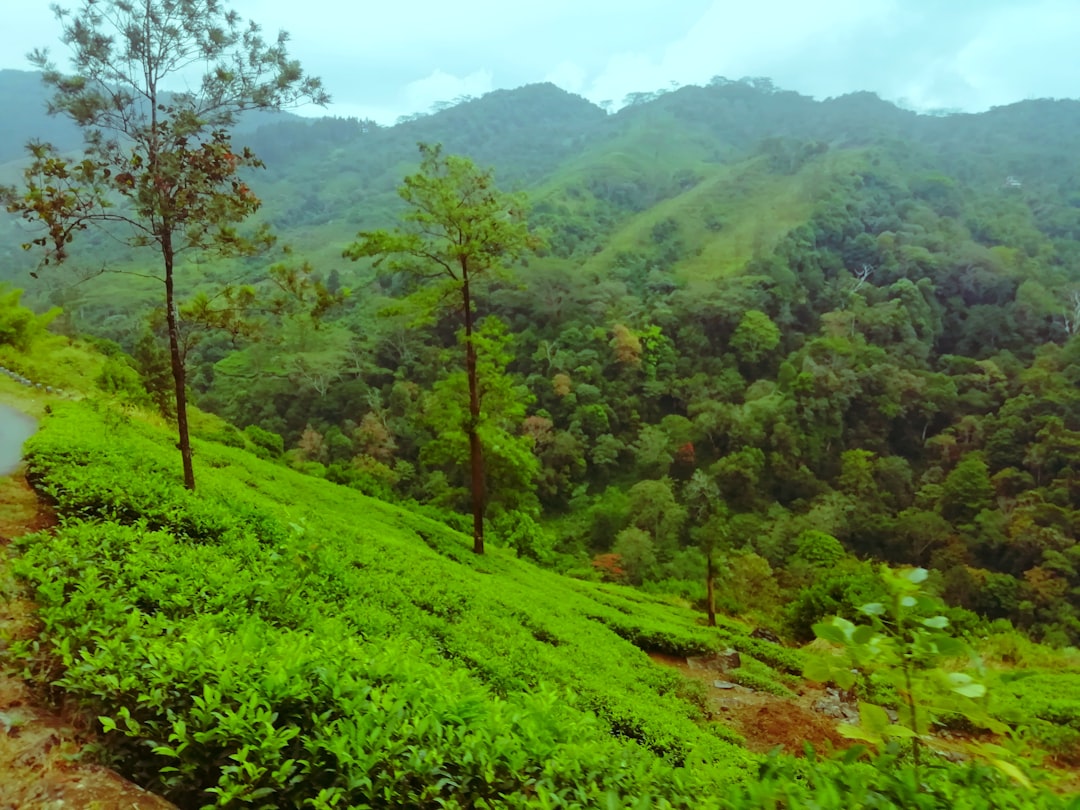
650, 651, 850, 755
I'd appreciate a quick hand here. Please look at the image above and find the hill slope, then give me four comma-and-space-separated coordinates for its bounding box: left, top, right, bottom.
13, 398, 775, 806
13, 397, 1080, 807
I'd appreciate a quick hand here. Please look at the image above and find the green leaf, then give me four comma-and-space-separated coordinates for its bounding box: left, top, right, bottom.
934, 636, 967, 656
883, 724, 917, 739
858, 702, 891, 736
812, 619, 848, 645
802, 658, 835, 684
851, 625, 876, 646
838, 723, 880, 745
903, 567, 929, 584
859, 602, 886, 616
833, 668, 857, 690
951, 682, 987, 699
990, 759, 1033, 790
921, 615, 949, 629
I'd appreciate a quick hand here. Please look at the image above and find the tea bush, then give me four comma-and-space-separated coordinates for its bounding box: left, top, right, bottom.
11, 400, 1078, 808
15, 401, 759, 807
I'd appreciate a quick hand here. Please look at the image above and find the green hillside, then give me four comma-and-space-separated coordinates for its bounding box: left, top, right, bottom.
7, 76, 1080, 338
12, 397, 761, 807
5, 392, 1076, 808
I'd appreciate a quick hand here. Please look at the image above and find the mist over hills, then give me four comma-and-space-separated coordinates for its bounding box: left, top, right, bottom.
0, 68, 303, 164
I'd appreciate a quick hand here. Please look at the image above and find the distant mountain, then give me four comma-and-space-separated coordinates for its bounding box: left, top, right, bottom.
3, 74, 1080, 295
0, 70, 82, 160
0, 69, 304, 164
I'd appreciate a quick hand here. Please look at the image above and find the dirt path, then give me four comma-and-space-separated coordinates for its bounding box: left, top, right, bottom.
0, 470, 177, 809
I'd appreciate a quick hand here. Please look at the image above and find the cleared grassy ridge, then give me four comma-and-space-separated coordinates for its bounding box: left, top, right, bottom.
527, 113, 867, 288
579, 154, 842, 284
12, 400, 778, 807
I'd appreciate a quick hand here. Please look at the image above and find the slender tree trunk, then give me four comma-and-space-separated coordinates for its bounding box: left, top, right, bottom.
706, 551, 716, 627
462, 268, 485, 554
163, 233, 195, 490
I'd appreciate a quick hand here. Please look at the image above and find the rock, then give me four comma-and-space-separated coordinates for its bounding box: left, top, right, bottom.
718, 647, 741, 670
712, 680, 737, 689
937, 748, 968, 763
812, 691, 859, 722
750, 627, 783, 645
687, 648, 741, 672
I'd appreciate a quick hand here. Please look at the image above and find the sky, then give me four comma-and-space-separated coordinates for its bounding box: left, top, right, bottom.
2, 0, 1077, 124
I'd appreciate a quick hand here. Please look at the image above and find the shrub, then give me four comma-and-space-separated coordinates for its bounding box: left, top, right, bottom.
243, 424, 284, 458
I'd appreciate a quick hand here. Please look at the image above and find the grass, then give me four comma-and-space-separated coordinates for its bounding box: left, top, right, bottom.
0, 334, 106, 404
580, 156, 825, 284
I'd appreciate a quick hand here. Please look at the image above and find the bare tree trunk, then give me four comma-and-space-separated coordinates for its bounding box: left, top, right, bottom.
706, 551, 716, 627
163, 233, 195, 490
462, 269, 485, 554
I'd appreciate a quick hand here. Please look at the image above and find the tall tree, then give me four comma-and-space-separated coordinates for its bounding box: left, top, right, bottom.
685, 469, 727, 627
420, 317, 540, 524
2, 0, 327, 489
345, 144, 542, 553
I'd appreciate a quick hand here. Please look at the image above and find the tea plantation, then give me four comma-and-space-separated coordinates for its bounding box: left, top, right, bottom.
6, 400, 1079, 808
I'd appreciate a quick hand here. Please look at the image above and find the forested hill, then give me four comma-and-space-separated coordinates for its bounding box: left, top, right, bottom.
4, 72, 1080, 264
4, 75, 1080, 652
239, 79, 1080, 235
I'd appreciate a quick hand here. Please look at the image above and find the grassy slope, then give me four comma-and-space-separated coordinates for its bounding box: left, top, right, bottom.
523, 103, 867, 289
11, 398, 821, 805
581, 153, 850, 285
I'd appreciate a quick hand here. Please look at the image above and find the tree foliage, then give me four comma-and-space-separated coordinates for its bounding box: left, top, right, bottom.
345, 143, 542, 552
2, 0, 326, 488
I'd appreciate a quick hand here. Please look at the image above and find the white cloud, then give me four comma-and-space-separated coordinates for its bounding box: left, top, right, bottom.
581, 0, 898, 108
3, 0, 1078, 122
544, 61, 588, 96
952, 0, 1080, 107
403, 69, 495, 116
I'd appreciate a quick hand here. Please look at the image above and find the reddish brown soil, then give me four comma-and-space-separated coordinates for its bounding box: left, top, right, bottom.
725, 698, 848, 755
651, 653, 1080, 794
0, 472, 177, 810
650, 651, 851, 756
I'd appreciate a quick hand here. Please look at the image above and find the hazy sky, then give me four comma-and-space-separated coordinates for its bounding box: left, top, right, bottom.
2, 0, 1077, 123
